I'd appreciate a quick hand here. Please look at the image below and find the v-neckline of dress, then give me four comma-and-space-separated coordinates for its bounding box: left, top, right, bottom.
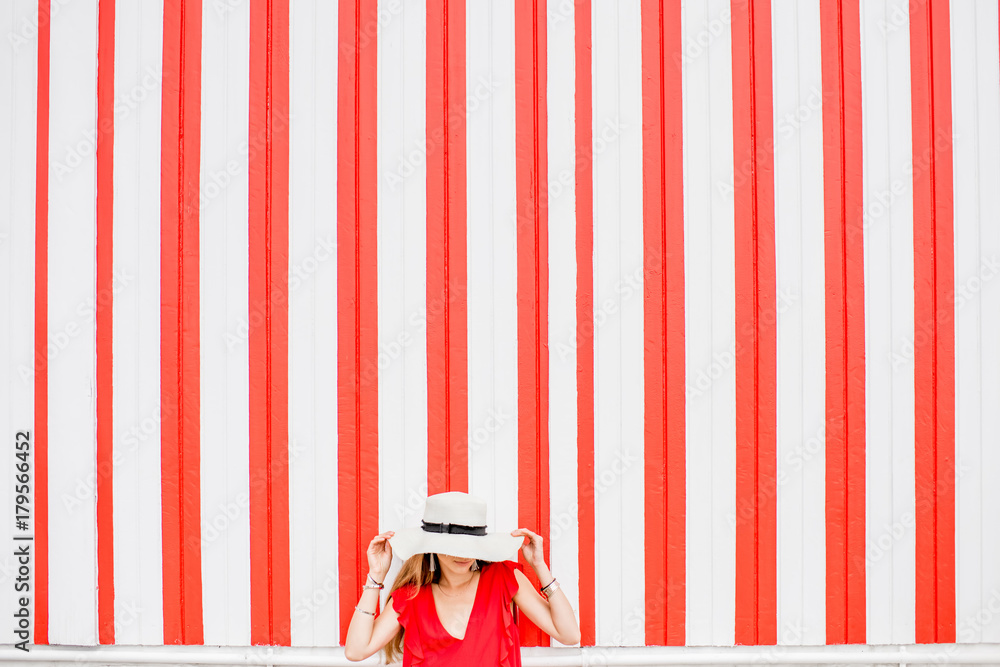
429, 569, 484, 641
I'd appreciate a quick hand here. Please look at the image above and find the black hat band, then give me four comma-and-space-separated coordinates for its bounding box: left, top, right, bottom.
421, 519, 487, 536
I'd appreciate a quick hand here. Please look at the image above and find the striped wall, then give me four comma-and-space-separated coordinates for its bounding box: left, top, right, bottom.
2, 0, 1000, 654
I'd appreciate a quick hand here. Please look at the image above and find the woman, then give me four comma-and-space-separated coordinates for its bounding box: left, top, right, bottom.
345, 491, 581, 665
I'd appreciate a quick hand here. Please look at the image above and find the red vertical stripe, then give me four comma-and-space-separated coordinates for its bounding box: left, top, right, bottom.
731, 0, 778, 645
337, 0, 381, 644
426, 0, 469, 495
160, 0, 205, 644
33, 0, 51, 647
641, 0, 686, 646
574, 0, 596, 648
249, 0, 291, 645
96, 0, 116, 645
820, 0, 867, 644
514, 0, 550, 648
910, 0, 957, 643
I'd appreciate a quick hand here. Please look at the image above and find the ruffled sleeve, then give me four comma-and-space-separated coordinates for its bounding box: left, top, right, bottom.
497, 560, 526, 601
388, 584, 424, 664
496, 560, 526, 667
390, 584, 417, 623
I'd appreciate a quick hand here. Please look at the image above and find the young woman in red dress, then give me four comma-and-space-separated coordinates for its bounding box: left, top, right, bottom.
344, 492, 581, 666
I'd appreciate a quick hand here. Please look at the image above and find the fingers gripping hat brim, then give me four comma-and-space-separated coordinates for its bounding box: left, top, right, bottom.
388, 491, 524, 563
388, 529, 523, 563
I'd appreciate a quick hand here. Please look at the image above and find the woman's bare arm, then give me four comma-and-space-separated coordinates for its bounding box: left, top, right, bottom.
511, 565, 581, 646
345, 531, 400, 661
344, 594, 402, 662
509, 528, 582, 646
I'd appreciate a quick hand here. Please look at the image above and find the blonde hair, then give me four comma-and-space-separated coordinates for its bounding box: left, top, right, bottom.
380, 554, 487, 665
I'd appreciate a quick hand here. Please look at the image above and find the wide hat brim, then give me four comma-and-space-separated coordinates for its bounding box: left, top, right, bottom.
389, 527, 523, 563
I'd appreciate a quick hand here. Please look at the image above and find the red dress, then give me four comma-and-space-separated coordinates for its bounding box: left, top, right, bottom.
390, 560, 525, 667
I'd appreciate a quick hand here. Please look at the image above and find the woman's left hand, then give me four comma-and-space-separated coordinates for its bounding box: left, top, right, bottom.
511, 528, 545, 568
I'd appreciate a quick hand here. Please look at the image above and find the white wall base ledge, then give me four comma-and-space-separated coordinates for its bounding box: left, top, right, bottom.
1, 643, 1000, 666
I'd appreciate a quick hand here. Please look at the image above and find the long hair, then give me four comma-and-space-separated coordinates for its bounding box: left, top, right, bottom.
380, 553, 487, 665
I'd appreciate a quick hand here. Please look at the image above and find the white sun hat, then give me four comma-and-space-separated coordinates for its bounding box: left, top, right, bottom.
388, 491, 524, 563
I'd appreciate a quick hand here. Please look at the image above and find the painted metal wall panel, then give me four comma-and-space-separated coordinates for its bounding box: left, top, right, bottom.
861, 0, 917, 645
2, 0, 1000, 656
112, 0, 166, 645
47, 0, 99, 645
0, 0, 40, 649
200, 0, 251, 646
288, 0, 340, 646
951, 0, 1000, 646
682, 0, 738, 648
773, 0, 826, 646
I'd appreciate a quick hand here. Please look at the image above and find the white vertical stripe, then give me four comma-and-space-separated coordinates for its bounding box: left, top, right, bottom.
200, 0, 250, 645
111, 0, 164, 644
46, 0, 99, 644
0, 0, 38, 635
861, 0, 916, 645
616, 0, 644, 648
682, 0, 736, 647
970, 0, 1000, 643
376, 0, 427, 593
288, 0, 342, 645
467, 0, 519, 543
545, 0, 580, 647
951, 0, 980, 644
952, 0, 1000, 644
592, 0, 644, 645
289, 0, 340, 645
772, 0, 826, 646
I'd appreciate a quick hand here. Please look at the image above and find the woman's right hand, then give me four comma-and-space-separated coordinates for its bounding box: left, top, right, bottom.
367, 531, 395, 580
